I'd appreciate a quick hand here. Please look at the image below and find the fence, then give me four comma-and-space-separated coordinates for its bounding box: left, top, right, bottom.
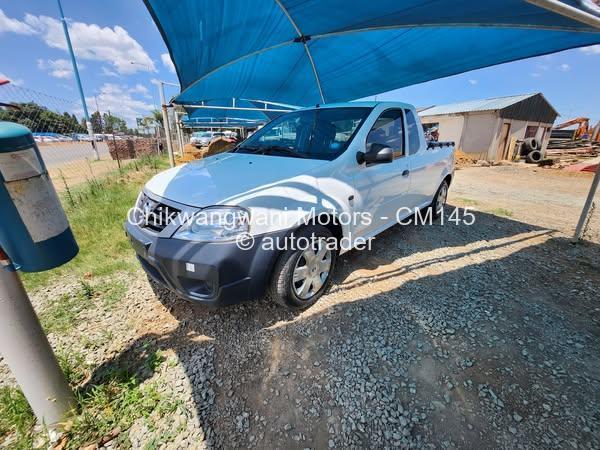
0, 83, 166, 193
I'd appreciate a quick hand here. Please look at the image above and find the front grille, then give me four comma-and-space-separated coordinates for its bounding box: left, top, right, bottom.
139, 194, 180, 232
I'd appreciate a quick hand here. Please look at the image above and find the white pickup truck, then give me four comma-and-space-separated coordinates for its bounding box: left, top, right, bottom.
126, 102, 454, 309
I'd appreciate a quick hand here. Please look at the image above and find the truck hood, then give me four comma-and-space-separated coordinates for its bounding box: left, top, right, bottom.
144, 153, 328, 207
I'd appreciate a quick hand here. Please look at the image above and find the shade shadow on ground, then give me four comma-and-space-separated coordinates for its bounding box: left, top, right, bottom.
89, 206, 600, 448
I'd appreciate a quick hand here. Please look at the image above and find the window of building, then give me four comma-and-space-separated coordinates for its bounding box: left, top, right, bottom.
525, 125, 538, 139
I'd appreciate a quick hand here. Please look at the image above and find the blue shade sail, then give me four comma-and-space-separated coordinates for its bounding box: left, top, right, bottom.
144, 0, 600, 106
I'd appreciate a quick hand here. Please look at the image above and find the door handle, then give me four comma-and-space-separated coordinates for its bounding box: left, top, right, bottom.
402, 170, 410, 177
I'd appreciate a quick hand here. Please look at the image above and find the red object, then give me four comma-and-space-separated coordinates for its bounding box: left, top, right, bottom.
582, 164, 599, 174
0, 79, 10, 86
0, 247, 10, 264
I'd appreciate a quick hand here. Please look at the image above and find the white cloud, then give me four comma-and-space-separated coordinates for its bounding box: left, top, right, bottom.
161, 53, 176, 73
0, 8, 35, 34
0, 9, 157, 75
129, 83, 153, 99
86, 83, 154, 127
0, 73, 24, 86
529, 72, 542, 78
468, 79, 478, 85
580, 45, 600, 55
130, 83, 148, 95
101, 66, 119, 77
37, 58, 84, 79
558, 63, 570, 72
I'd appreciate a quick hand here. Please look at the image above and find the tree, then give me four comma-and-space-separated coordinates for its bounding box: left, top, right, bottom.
0, 102, 86, 134
90, 111, 103, 133
151, 109, 163, 127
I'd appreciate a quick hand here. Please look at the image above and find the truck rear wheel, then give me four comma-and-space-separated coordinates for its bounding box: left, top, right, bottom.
269, 225, 337, 309
430, 180, 449, 219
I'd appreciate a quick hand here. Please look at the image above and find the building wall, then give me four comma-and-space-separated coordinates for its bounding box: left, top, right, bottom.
421, 112, 554, 161
490, 119, 554, 160
462, 113, 500, 160
421, 112, 498, 160
420, 114, 464, 148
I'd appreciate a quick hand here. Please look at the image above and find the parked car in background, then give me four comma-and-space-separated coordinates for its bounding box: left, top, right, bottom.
190, 131, 224, 147
127, 102, 455, 310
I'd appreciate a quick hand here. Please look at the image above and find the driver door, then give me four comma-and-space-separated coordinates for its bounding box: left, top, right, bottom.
352, 109, 411, 238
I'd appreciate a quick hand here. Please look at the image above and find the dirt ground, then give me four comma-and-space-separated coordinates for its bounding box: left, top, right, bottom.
48, 159, 122, 192
2, 164, 599, 449
450, 163, 600, 243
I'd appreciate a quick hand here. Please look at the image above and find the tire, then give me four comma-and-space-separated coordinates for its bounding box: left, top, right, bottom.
522, 137, 539, 154
269, 225, 338, 309
526, 149, 543, 163
429, 180, 449, 219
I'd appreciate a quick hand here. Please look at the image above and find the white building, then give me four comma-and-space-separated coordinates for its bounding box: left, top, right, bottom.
419, 93, 559, 161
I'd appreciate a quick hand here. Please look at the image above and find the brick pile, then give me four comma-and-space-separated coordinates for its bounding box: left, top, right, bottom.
108, 138, 159, 160
107, 139, 135, 160
133, 139, 159, 157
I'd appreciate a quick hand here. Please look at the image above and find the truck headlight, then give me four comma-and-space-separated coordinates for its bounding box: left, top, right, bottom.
174, 207, 250, 242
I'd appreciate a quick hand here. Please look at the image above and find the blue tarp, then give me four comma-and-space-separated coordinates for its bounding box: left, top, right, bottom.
144, 0, 600, 106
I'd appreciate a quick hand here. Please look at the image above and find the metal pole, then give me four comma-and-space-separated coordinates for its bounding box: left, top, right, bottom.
526, 0, 600, 30
56, 0, 99, 161
158, 82, 175, 167
175, 113, 185, 152
573, 166, 600, 241
0, 249, 76, 429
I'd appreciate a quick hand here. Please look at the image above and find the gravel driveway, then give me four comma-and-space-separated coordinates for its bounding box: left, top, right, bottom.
3, 164, 599, 449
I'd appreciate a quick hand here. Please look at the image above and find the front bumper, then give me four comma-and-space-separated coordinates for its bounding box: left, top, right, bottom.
125, 222, 286, 306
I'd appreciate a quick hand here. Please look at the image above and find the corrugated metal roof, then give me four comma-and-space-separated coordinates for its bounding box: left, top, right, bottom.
418, 94, 537, 116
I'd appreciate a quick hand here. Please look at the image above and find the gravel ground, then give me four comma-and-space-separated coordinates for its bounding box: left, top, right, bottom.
1, 164, 599, 449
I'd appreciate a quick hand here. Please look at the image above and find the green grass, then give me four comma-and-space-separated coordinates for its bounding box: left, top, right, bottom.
488, 207, 514, 218
22, 156, 168, 291
1, 344, 182, 449
0, 387, 36, 449
39, 279, 129, 335
2, 156, 181, 447
456, 197, 480, 206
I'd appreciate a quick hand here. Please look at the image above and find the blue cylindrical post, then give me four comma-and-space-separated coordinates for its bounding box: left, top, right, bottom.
56, 0, 99, 160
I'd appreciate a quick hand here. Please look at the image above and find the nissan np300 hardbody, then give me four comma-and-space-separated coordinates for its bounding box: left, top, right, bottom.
126, 102, 454, 309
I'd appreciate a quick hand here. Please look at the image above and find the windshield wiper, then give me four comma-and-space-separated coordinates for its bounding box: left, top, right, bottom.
236, 145, 308, 158
259, 146, 308, 159
235, 145, 260, 153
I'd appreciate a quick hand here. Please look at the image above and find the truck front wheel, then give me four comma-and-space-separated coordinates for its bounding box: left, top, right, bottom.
269, 225, 338, 309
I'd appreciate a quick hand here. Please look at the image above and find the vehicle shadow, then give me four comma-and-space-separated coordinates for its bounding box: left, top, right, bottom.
86, 206, 600, 448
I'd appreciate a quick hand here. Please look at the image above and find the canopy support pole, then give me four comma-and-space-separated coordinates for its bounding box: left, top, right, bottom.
526, 0, 600, 30
274, 0, 326, 103
184, 105, 292, 113
158, 81, 176, 167
573, 165, 600, 242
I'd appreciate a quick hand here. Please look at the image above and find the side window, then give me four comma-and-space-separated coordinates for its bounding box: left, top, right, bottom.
366, 109, 404, 158
405, 109, 421, 155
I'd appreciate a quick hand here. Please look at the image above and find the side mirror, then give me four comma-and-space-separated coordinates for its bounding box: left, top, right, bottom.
356, 145, 394, 165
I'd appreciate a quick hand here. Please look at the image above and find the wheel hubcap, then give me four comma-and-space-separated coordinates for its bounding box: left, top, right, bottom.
292, 241, 332, 300
436, 184, 448, 213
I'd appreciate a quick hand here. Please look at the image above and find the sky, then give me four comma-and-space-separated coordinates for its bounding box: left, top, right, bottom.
1, 0, 599, 126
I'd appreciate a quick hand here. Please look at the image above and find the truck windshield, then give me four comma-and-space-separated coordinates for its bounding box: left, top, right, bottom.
236, 107, 371, 161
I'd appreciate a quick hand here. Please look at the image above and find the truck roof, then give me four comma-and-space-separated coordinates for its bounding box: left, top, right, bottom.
297, 101, 415, 111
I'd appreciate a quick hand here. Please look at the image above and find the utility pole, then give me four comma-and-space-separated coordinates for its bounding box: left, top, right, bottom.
0, 248, 76, 430
56, 0, 98, 160
157, 81, 176, 167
